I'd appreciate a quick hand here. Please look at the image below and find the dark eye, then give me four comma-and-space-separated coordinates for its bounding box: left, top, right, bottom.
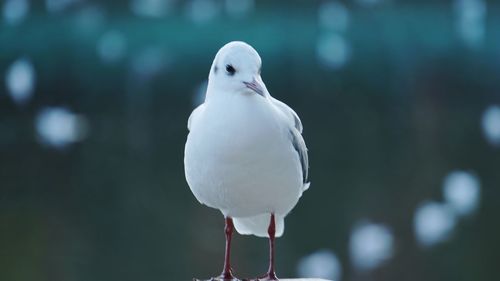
226, 64, 236, 76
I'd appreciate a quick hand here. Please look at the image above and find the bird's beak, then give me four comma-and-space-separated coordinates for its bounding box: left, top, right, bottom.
243, 78, 265, 97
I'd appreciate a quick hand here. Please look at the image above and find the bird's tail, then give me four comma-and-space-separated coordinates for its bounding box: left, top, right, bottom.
233, 213, 284, 238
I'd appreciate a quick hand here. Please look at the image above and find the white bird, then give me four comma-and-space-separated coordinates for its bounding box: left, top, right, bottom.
184, 41, 309, 281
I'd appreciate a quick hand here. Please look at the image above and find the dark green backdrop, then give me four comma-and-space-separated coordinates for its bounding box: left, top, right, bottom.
1, 1, 499, 281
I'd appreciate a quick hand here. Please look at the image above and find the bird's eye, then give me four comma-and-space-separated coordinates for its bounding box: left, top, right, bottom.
226, 64, 236, 76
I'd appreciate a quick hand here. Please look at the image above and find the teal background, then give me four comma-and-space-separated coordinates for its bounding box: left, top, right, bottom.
1, 1, 499, 281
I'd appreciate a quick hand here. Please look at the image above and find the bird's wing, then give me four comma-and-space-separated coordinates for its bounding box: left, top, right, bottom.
290, 127, 309, 185
271, 98, 309, 185
271, 97, 303, 133
187, 104, 205, 131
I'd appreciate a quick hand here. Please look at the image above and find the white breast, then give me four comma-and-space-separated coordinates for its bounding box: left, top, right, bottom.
184, 94, 304, 218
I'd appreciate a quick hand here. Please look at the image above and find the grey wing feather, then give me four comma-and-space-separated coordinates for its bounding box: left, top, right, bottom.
271, 98, 303, 132
271, 98, 309, 185
290, 128, 309, 184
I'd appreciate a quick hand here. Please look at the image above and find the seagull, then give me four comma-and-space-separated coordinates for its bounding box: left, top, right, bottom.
184, 41, 309, 281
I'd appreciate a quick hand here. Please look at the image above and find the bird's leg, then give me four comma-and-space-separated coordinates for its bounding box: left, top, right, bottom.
260, 213, 278, 280
220, 216, 235, 280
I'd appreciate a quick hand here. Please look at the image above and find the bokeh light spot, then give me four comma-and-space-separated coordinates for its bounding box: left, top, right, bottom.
130, 0, 173, 18
414, 201, 457, 247
349, 221, 394, 271
97, 30, 127, 63
5, 58, 35, 106
318, 1, 349, 32
46, 0, 80, 13
3, 0, 28, 25
481, 105, 500, 146
455, 0, 486, 48
185, 0, 219, 24
35, 107, 89, 149
316, 33, 350, 70
443, 171, 481, 217
297, 249, 342, 281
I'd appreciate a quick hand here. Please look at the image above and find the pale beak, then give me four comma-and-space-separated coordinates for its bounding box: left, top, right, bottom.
243, 78, 265, 97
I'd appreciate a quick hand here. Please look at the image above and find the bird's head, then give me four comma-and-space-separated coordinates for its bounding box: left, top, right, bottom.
208, 41, 267, 98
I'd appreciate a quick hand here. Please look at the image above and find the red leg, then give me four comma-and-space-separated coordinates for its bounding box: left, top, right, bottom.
261, 214, 278, 280
220, 217, 235, 280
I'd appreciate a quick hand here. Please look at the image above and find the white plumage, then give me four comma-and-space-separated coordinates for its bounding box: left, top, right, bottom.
184, 41, 309, 238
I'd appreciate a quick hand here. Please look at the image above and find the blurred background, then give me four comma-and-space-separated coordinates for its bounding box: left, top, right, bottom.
1, 0, 499, 280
